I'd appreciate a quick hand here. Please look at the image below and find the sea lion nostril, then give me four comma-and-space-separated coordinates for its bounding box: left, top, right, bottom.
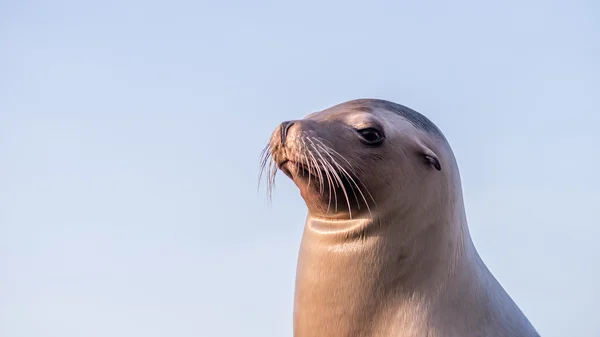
280, 120, 295, 145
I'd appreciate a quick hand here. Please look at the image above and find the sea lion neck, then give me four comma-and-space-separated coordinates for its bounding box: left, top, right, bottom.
294, 213, 476, 337
303, 209, 472, 286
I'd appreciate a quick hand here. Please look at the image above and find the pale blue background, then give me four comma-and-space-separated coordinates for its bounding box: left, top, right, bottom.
1, 0, 599, 336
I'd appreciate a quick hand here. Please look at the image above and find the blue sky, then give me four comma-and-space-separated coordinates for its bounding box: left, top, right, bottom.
1, 0, 599, 336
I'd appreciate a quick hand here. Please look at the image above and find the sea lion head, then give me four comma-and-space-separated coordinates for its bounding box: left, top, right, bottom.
261, 99, 459, 229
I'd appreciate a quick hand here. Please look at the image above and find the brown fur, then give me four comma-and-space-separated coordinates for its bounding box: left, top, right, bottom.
263, 99, 539, 337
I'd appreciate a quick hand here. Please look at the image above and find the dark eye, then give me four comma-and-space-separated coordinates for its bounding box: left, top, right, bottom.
357, 127, 385, 145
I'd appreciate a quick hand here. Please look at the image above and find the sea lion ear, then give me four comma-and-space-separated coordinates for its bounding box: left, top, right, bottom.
419, 145, 442, 171
424, 154, 441, 171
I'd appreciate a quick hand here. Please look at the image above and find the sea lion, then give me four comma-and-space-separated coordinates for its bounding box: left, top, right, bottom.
260, 99, 540, 337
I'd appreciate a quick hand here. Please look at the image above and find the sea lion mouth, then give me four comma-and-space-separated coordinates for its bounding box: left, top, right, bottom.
278, 159, 312, 180
259, 134, 375, 219
278, 159, 293, 178
276, 157, 371, 216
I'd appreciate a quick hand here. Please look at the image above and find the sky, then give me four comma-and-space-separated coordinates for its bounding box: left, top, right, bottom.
1, 0, 599, 336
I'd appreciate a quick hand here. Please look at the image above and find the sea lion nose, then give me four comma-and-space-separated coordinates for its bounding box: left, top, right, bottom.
280, 120, 296, 146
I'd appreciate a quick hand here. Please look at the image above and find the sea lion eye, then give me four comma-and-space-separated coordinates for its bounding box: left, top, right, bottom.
357, 127, 385, 145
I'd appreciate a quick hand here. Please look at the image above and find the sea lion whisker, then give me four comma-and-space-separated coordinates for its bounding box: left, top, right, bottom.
304, 136, 337, 214
292, 137, 337, 212
267, 159, 276, 202
312, 140, 372, 218
315, 141, 373, 218
307, 137, 351, 218
258, 144, 270, 186
299, 138, 313, 187
301, 133, 326, 194
311, 140, 360, 208
313, 137, 379, 216
258, 142, 276, 203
